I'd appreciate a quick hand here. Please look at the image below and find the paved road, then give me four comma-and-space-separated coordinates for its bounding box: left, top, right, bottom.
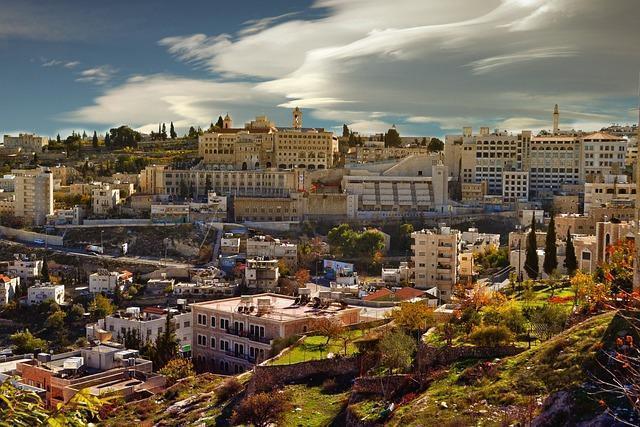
0, 238, 192, 269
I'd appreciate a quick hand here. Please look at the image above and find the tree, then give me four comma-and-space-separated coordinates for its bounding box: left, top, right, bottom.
530, 304, 568, 341
294, 268, 310, 287
40, 255, 50, 282
104, 132, 111, 148
187, 126, 199, 139
45, 310, 66, 331
82, 131, 87, 140
122, 328, 142, 350
159, 358, 195, 386
92, 131, 98, 148
388, 301, 434, 338
10, 329, 47, 354
161, 123, 167, 140
543, 214, 558, 276
378, 330, 416, 373
150, 313, 180, 369
597, 239, 634, 295
427, 137, 444, 152
310, 317, 344, 345
384, 126, 402, 147
342, 124, 350, 138
109, 126, 141, 148
215, 116, 224, 129
564, 228, 578, 276
169, 122, 177, 139
232, 392, 291, 427
68, 303, 86, 322
397, 223, 414, 254
524, 214, 539, 280
64, 133, 81, 158
570, 270, 594, 308
89, 294, 115, 320
216, 377, 243, 402
469, 325, 513, 347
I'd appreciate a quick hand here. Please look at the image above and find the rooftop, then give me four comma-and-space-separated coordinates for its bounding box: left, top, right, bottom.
191, 293, 358, 322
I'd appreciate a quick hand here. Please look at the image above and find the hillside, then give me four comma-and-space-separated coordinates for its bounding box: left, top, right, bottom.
109, 311, 633, 426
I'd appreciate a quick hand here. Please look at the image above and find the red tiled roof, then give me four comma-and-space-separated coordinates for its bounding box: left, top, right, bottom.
394, 287, 426, 300
363, 288, 393, 301
0, 274, 12, 283
143, 307, 167, 315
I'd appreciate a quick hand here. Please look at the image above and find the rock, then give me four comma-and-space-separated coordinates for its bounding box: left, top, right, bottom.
440, 401, 448, 409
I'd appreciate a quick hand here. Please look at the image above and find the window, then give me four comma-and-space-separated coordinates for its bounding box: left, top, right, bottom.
197, 334, 207, 347
197, 313, 207, 326
210, 337, 216, 349
210, 316, 216, 328
220, 318, 230, 330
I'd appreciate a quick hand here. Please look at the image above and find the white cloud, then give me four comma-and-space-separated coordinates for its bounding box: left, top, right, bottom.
67, 0, 640, 135
42, 59, 62, 67
467, 47, 577, 75
64, 61, 80, 68
76, 65, 117, 85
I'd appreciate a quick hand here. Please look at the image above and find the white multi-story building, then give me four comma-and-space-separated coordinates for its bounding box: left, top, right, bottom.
88, 270, 133, 294
12, 169, 54, 226
411, 225, 461, 301
581, 131, 627, 181
27, 283, 64, 306
92, 184, 120, 216
246, 236, 298, 268
0, 274, 19, 305
220, 234, 241, 255
526, 135, 581, 198
460, 228, 500, 255
7, 255, 43, 282
86, 306, 192, 350
3, 133, 49, 152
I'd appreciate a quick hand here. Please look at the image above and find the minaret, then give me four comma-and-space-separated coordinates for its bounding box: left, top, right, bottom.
223, 113, 233, 129
552, 104, 559, 134
292, 107, 303, 129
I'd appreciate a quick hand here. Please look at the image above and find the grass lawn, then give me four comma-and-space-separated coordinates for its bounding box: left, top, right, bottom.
267, 330, 364, 365
512, 283, 576, 308
281, 383, 351, 426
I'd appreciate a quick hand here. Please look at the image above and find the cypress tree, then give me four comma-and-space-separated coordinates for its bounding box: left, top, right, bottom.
170, 122, 177, 139
524, 214, 539, 280
215, 116, 224, 128
564, 228, 578, 276
40, 255, 50, 282
92, 131, 98, 148
543, 214, 558, 276
104, 132, 111, 148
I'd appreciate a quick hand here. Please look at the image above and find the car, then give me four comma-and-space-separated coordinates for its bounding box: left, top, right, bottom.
33, 239, 45, 245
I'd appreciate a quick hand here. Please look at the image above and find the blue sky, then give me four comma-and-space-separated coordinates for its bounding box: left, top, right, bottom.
1, 0, 639, 139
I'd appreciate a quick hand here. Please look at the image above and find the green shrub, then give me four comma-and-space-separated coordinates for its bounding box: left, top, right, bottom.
469, 325, 513, 347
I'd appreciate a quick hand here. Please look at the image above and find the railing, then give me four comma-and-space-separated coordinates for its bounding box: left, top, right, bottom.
225, 327, 270, 344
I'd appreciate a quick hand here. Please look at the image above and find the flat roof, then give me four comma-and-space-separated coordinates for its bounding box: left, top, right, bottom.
191, 293, 359, 322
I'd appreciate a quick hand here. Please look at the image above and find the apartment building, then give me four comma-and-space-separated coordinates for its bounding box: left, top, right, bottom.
460, 228, 500, 255
91, 184, 120, 215
526, 135, 581, 198
233, 196, 302, 222
17, 343, 156, 409
352, 146, 431, 163
411, 226, 461, 300
3, 133, 49, 152
27, 283, 64, 306
7, 255, 43, 282
190, 293, 361, 373
198, 108, 339, 170
555, 214, 596, 237
150, 204, 190, 223
581, 132, 626, 181
88, 270, 133, 294
246, 235, 298, 268
86, 306, 192, 351
244, 258, 280, 291
12, 169, 54, 226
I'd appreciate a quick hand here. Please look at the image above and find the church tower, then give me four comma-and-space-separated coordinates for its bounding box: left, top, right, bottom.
552, 104, 559, 134
292, 107, 303, 129
223, 113, 233, 129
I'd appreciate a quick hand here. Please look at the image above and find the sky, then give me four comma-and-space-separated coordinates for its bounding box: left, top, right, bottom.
1, 0, 639, 140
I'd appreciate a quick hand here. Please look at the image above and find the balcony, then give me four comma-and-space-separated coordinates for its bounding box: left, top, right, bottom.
225, 327, 271, 344
224, 350, 256, 363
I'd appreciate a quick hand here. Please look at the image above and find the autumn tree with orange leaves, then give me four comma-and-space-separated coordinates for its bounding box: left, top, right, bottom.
596, 239, 634, 296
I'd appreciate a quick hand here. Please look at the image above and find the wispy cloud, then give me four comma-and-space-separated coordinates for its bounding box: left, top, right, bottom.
76, 65, 117, 85
42, 59, 62, 67
41, 58, 80, 68
64, 61, 80, 68
467, 46, 578, 75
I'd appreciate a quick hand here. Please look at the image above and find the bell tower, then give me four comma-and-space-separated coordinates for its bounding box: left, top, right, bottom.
292, 107, 303, 129
223, 113, 233, 129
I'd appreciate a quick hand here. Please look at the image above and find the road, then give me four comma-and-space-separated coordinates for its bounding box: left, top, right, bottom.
0, 238, 192, 269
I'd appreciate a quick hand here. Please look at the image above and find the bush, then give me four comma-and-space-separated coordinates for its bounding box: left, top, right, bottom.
158, 358, 195, 386
457, 361, 498, 385
321, 378, 340, 394
215, 377, 243, 402
469, 325, 513, 347
232, 391, 291, 427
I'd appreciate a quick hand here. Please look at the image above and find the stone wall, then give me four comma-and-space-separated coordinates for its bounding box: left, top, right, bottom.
0, 225, 64, 246
352, 374, 411, 398
247, 356, 360, 393
417, 344, 522, 372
